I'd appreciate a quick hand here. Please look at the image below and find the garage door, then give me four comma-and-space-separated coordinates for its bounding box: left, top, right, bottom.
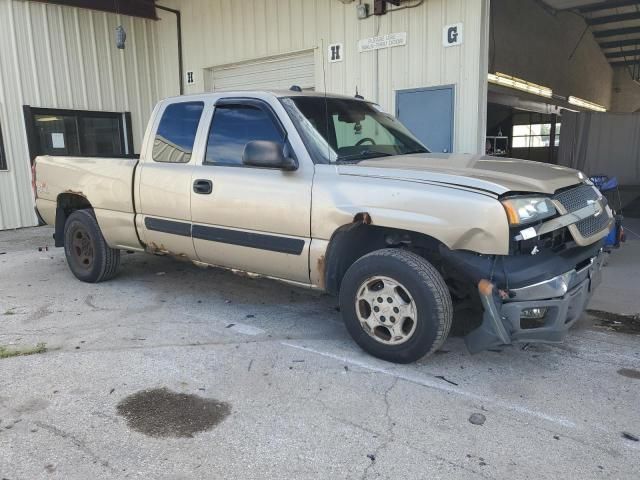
207, 51, 315, 92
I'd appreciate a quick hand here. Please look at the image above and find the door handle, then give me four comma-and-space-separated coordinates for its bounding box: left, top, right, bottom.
193, 179, 213, 195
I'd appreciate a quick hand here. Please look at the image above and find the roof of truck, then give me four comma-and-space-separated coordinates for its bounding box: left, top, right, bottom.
163, 89, 370, 102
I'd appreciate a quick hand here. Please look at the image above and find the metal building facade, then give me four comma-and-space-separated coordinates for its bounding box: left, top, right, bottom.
0, 0, 490, 231
0, 0, 163, 229
158, 0, 490, 153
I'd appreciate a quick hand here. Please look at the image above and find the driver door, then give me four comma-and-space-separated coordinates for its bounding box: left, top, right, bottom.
190, 98, 313, 283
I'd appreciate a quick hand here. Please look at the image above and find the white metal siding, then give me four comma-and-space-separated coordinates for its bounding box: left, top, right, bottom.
0, 0, 163, 230
0, 0, 491, 230
207, 51, 315, 91
158, 0, 489, 155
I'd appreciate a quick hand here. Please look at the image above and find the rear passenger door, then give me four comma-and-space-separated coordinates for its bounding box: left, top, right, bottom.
190, 98, 313, 283
137, 101, 205, 257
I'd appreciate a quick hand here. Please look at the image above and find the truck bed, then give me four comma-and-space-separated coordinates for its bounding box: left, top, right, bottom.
34, 155, 141, 250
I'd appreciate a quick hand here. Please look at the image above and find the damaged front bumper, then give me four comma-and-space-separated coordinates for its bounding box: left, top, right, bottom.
465, 249, 605, 353
439, 240, 606, 353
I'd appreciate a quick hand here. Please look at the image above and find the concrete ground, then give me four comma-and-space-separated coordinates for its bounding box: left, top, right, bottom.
1, 225, 639, 480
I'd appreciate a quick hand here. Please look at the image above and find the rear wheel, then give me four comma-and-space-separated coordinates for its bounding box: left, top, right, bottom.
339, 249, 452, 363
64, 209, 120, 283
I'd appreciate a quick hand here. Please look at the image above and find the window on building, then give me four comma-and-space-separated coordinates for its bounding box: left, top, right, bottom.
512, 123, 561, 148
0, 121, 7, 171
152, 102, 204, 163
205, 104, 284, 166
80, 116, 125, 156
23, 106, 134, 163
33, 113, 81, 156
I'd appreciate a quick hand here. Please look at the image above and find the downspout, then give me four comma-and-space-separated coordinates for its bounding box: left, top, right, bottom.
156, 4, 184, 95
374, 15, 381, 104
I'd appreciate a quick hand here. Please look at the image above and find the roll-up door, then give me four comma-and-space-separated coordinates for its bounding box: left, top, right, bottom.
207, 51, 315, 91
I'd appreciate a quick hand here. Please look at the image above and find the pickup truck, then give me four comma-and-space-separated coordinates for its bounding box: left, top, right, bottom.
33, 90, 613, 363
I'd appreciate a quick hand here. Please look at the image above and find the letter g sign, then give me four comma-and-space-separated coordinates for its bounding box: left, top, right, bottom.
443, 23, 463, 47
448, 26, 458, 44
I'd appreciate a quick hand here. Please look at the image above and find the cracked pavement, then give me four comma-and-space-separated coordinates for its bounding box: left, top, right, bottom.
1, 226, 639, 479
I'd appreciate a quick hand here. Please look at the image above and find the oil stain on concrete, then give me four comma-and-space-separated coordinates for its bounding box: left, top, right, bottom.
116, 387, 230, 438
587, 310, 640, 335
617, 368, 640, 380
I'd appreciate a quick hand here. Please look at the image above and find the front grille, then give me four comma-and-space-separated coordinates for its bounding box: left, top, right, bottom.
553, 184, 600, 213
575, 212, 611, 238
553, 184, 609, 239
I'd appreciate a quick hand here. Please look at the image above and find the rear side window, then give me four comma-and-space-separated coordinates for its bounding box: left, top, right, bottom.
205, 105, 283, 166
152, 102, 204, 163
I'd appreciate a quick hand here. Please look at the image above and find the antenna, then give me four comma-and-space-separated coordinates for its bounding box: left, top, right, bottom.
321, 38, 331, 163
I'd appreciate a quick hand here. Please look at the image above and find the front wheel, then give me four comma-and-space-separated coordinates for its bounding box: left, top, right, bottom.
339, 249, 452, 363
63, 209, 120, 283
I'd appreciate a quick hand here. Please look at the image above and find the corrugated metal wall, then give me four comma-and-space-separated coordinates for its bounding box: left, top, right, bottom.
0, 0, 490, 230
0, 0, 163, 230
158, 0, 489, 154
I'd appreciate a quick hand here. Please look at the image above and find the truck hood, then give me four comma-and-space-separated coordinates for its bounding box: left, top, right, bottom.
337, 153, 587, 195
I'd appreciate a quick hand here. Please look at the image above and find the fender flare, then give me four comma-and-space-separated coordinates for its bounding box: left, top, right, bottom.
54, 193, 92, 247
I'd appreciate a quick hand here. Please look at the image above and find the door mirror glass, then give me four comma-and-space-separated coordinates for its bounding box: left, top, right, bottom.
242, 141, 298, 171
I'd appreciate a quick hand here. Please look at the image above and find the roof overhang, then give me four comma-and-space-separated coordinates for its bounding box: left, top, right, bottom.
541, 0, 640, 72
32, 0, 158, 20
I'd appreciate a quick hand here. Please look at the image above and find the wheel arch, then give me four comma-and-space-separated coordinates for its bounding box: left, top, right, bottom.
322, 214, 448, 296
54, 193, 93, 247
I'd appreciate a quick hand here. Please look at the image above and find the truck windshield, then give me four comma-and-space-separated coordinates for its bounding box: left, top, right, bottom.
281, 96, 428, 164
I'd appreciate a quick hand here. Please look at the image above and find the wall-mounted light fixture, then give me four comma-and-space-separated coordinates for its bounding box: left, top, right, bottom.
356, 3, 370, 19
115, 25, 126, 49
568, 96, 607, 112
488, 72, 553, 98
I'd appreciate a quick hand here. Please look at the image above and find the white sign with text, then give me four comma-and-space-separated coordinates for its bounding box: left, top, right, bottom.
358, 32, 407, 53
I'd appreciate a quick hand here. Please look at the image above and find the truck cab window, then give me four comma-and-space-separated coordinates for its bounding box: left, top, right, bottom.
281, 97, 428, 164
153, 102, 204, 163
332, 113, 397, 148
205, 105, 283, 166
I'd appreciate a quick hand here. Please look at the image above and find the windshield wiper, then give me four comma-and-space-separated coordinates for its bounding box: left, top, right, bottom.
336, 151, 394, 163
400, 149, 429, 155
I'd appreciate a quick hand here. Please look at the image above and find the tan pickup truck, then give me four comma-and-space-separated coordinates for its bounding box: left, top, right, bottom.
33, 90, 613, 363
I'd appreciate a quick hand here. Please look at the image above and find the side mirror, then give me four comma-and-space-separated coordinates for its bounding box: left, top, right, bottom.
242, 141, 298, 171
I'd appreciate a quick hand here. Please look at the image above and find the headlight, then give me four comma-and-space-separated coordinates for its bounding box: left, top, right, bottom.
501, 197, 556, 226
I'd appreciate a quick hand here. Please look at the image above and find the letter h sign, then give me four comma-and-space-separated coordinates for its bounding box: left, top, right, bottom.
328, 43, 343, 63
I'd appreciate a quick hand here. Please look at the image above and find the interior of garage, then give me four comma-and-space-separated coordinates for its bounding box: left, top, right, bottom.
487, 0, 640, 216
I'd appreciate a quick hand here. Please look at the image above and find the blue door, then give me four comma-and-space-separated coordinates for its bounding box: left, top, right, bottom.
396, 86, 455, 153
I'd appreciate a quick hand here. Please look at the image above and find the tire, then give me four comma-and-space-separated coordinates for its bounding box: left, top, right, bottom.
63, 209, 120, 283
339, 248, 452, 364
